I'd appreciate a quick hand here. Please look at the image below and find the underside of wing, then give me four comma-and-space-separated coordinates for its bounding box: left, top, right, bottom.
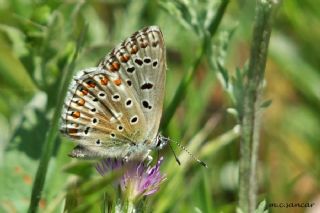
60, 67, 148, 158
60, 26, 166, 159
98, 26, 166, 141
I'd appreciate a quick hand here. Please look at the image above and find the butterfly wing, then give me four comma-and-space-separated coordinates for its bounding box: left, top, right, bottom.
98, 26, 166, 141
60, 26, 166, 160
60, 67, 148, 159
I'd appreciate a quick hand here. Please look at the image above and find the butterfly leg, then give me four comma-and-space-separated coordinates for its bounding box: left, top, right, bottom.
146, 155, 153, 166
122, 150, 134, 163
122, 155, 129, 163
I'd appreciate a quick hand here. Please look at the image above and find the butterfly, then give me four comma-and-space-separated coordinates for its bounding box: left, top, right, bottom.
60, 26, 168, 162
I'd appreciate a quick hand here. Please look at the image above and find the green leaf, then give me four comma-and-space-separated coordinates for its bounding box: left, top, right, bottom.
217, 61, 229, 88
232, 67, 246, 117
160, 0, 207, 37
0, 37, 37, 97
255, 200, 268, 213
30, 5, 51, 25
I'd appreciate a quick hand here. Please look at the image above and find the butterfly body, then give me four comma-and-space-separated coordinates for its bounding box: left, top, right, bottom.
60, 26, 167, 161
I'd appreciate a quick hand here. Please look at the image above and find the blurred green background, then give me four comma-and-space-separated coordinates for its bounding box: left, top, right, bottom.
0, 0, 319, 212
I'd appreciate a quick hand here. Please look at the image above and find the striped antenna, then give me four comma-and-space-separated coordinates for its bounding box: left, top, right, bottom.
169, 138, 208, 168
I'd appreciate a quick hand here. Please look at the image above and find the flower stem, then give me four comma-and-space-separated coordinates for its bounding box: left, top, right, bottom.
127, 201, 135, 213
238, 1, 278, 212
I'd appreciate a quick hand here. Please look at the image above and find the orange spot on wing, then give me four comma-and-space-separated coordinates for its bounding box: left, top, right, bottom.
120, 54, 130, 62
72, 111, 80, 119
140, 38, 148, 48
114, 78, 122, 86
68, 128, 78, 134
87, 81, 96, 88
81, 88, 88, 96
111, 61, 120, 71
141, 42, 148, 48
100, 77, 109, 85
130, 45, 138, 54
77, 98, 85, 106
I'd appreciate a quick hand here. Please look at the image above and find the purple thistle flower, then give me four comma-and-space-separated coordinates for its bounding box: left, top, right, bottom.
96, 157, 166, 201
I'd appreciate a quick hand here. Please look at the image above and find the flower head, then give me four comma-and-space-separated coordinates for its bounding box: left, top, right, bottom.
96, 157, 166, 201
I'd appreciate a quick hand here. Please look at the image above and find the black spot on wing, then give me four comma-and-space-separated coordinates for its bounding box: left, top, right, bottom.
141, 83, 153, 90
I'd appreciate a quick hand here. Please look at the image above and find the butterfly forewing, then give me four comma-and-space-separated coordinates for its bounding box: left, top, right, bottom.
60, 26, 166, 160
98, 26, 166, 141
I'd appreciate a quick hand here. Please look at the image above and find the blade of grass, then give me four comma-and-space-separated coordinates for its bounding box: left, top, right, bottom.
207, 0, 230, 36
27, 25, 88, 213
199, 125, 240, 159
